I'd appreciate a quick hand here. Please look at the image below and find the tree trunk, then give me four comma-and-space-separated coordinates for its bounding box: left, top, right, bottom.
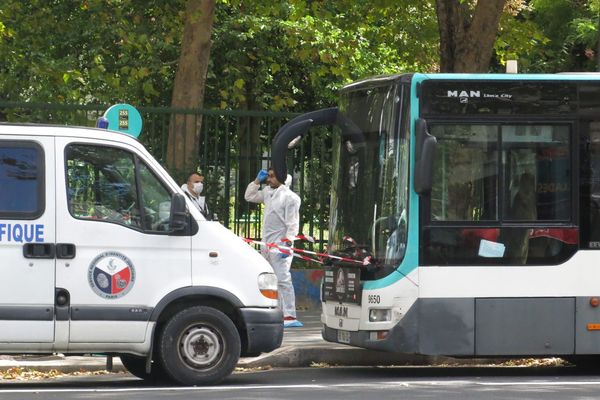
167, 0, 216, 179
436, 0, 506, 72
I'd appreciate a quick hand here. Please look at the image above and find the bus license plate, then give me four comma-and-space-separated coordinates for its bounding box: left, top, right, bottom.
337, 329, 351, 344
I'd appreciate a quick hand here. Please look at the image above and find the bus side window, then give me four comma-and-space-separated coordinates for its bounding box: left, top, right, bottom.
581, 121, 600, 248
500, 173, 536, 265
423, 123, 576, 266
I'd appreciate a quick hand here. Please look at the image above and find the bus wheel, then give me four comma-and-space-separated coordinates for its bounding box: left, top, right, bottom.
563, 356, 600, 370
157, 306, 241, 386
119, 354, 168, 383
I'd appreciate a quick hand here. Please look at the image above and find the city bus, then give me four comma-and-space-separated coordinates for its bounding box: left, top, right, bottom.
271, 73, 600, 360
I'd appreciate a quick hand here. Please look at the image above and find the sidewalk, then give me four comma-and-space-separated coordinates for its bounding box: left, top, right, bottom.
0, 310, 462, 374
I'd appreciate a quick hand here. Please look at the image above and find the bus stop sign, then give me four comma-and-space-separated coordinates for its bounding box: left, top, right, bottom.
103, 103, 142, 138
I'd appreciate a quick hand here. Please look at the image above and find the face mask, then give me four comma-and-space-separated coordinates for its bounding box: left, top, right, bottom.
193, 182, 204, 194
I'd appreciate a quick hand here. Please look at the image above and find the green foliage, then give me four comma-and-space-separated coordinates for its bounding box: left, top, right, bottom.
206, 1, 438, 111
500, 0, 600, 72
493, 6, 551, 72
571, 18, 598, 44
1, 0, 441, 112
12, 0, 595, 108
0, 0, 184, 105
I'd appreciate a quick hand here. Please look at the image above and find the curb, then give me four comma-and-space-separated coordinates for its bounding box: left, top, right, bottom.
0, 350, 503, 374
237, 346, 489, 369
0, 351, 441, 373
0, 356, 126, 374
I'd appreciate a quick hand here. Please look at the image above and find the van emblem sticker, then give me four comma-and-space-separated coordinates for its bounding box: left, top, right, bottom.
88, 252, 136, 299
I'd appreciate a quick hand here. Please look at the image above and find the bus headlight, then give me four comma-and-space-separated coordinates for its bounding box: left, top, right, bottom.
369, 308, 391, 322
258, 273, 278, 300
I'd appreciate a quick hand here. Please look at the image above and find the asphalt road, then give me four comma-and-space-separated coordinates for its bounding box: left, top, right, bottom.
1, 366, 600, 400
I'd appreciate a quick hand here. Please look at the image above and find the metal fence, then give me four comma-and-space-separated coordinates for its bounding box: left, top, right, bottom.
0, 102, 332, 261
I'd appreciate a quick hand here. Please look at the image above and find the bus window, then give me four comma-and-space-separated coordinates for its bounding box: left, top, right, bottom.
422, 123, 576, 266
330, 83, 409, 277
503, 125, 571, 222
580, 120, 600, 249
430, 124, 498, 222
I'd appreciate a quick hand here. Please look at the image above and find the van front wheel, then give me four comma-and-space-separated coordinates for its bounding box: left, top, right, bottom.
119, 354, 168, 383
157, 306, 241, 386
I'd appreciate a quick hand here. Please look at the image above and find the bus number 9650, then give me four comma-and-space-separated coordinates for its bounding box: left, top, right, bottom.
368, 295, 380, 304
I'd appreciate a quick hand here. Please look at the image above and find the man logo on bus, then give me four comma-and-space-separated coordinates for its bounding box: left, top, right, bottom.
447, 90, 481, 98
88, 251, 136, 299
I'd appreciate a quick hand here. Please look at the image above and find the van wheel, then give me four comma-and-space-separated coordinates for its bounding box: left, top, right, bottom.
119, 354, 168, 383
157, 306, 241, 386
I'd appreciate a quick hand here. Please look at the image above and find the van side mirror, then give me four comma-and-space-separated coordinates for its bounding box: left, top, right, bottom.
414, 118, 437, 195
169, 193, 188, 233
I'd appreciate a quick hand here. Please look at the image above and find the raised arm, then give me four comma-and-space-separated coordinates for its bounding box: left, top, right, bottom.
244, 181, 264, 204
245, 169, 269, 203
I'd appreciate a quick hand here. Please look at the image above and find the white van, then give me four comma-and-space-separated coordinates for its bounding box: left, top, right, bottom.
0, 123, 282, 385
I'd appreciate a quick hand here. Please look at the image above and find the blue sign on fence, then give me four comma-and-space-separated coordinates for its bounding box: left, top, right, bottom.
102, 103, 142, 138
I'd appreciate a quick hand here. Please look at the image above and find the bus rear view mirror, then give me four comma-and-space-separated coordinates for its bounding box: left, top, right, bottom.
272, 119, 313, 182
414, 118, 437, 195
272, 107, 338, 183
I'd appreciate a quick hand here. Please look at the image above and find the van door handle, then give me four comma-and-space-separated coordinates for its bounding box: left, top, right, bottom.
23, 243, 55, 259
56, 243, 76, 259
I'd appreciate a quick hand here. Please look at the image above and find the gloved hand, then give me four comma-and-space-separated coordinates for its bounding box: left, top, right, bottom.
256, 169, 268, 183
278, 240, 291, 258
280, 250, 290, 259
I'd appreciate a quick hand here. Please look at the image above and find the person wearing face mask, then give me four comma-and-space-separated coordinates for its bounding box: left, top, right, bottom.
181, 172, 211, 220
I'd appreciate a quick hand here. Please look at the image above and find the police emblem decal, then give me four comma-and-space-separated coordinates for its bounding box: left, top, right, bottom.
88, 251, 135, 299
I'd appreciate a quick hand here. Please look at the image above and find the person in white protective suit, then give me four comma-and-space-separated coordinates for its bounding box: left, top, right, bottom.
245, 168, 303, 328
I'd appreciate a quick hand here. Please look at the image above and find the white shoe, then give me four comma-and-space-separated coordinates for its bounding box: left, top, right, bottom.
283, 318, 304, 328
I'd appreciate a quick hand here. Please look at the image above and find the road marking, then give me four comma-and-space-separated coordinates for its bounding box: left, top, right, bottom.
2, 380, 600, 393
0, 384, 324, 393
477, 381, 600, 386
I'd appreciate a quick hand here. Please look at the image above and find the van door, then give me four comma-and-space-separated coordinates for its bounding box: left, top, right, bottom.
54, 138, 192, 344
0, 137, 55, 343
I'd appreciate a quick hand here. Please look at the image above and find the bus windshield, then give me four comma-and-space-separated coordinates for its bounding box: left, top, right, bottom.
329, 82, 410, 273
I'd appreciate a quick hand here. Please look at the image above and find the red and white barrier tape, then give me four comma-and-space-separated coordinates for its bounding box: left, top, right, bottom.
241, 237, 371, 266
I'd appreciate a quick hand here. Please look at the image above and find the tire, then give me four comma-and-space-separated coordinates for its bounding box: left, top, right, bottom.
157, 306, 241, 386
119, 354, 169, 383
563, 355, 600, 370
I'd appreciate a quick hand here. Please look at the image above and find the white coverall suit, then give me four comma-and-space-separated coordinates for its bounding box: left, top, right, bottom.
245, 176, 301, 318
